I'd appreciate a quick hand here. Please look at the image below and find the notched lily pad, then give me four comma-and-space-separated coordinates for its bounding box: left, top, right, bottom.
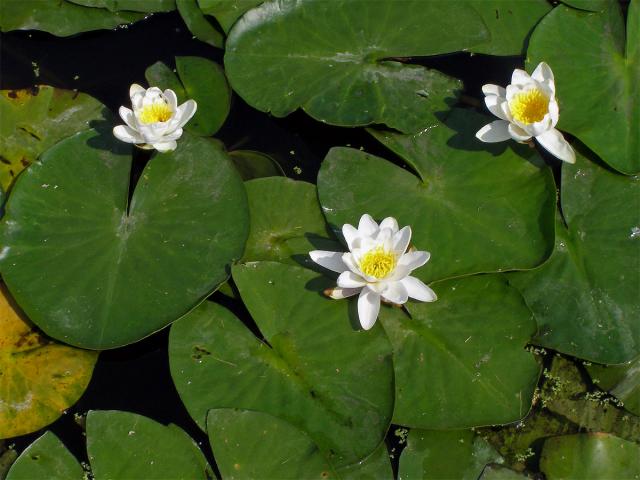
145, 56, 231, 136
540, 433, 640, 479
399, 429, 501, 480
509, 151, 640, 364
224, 0, 491, 133
169, 261, 394, 468
527, 0, 639, 173
5, 431, 83, 480
0, 86, 110, 191
0, 284, 97, 439
380, 275, 540, 429
87, 410, 212, 479
317, 109, 556, 283
0, 130, 248, 349
0, 0, 144, 36
242, 177, 340, 266
198, 0, 262, 33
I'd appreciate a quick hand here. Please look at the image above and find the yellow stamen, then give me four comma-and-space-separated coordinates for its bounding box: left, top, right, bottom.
359, 247, 396, 279
509, 88, 549, 124
138, 102, 173, 124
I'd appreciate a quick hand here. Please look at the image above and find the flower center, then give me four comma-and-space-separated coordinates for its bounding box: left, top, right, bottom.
509, 88, 549, 124
138, 102, 173, 124
359, 247, 396, 279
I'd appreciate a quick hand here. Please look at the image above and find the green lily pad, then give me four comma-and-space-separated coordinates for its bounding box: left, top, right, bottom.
380, 275, 540, 429
229, 150, 283, 180
0, 0, 144, 36
169, 262, 394, 468
399, 429, 501, 480
145, 56, 231, 136
86, 410, 212, 479
336, 443, 392, 480
242, 177, 339, 266
317, 110, 556, 284
480, 465, 530, 479
0, 130, 248, 349
509, 152, 640, 364
468, 0, 552, 56
559, 0, 610, 12
586, 357, 640, 416
540, 433, 640, 479
5, 432, 83, 480
207, 408, 337, 479
0, 86, 111, 192
527, 0, 639, 174
0, 284, 98, 439
198, 0, 261, 32
176, 0, 224, 48
224, 1, 490, 133
207, 408, 392, 479
67, 0, 176, 12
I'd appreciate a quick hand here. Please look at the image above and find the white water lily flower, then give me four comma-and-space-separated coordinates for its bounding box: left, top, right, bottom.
309, 214, 436, 330
113, 84, 197, 152
476, 62, 575, 164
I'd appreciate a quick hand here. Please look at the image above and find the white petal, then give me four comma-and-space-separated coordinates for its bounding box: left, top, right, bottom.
548, 99, 559, 127
164, 89, 178, 111
143, 87, 164, 106
392, 226, 412, 255
161, 127, 184, 142
129, 83, 145, 98
508, 123, 532, 142
381, 281, 408, 305
398, 250, 430, 272
175, 100, 197, 128
386, 264, 411, 282
484, 95, 509, 121
357, 287, 381, 330
511, 68, 531, 86
374, 227, 393, 244
524, 117, 553, 138
401, 276, 437, 302
337, 271, 367, 288
342, 224, 359, 250
326, 286, 361, 299
119, 106, 137, 129
342, 253, 364, 275
379, 217, 399, 233
151, 140, 178, 152
309, 250, 348, 273
535, 128, 576, 164
113, 125, 144, 144
476, 120, 511, 143
482, 84, 506, 97
358, 214, 379, 237
531, 62, 555, 95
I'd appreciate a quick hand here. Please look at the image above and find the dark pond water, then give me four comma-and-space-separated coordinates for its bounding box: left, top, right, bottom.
1, 10, 529, 476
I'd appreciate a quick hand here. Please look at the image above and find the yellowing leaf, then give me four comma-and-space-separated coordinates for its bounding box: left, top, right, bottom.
0, 284, 98, 439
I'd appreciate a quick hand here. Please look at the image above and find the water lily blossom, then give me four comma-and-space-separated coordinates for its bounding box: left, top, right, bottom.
309, 214, 436, 330
113, 84, 197, 152
476, 62, 575, 164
